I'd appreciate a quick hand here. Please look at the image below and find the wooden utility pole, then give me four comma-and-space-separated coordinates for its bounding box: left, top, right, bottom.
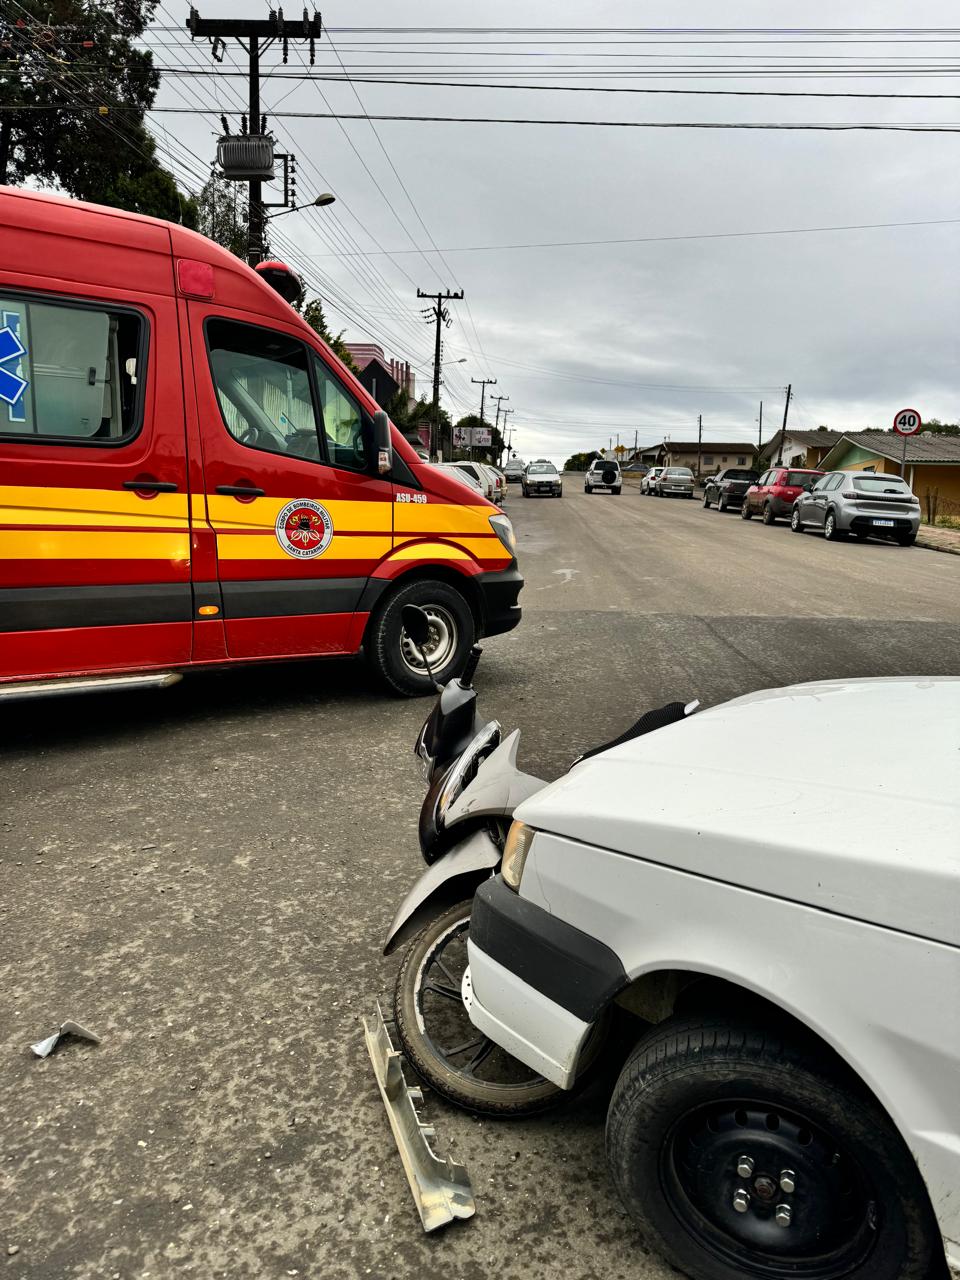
417, 288, 464, 461
471, 377, 497, 460
776, 384, 792, 464
697, 413, 703, 479
186, 9, 322, 266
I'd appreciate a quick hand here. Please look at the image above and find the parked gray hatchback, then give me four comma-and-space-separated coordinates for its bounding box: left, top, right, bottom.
791, 470, 920, 545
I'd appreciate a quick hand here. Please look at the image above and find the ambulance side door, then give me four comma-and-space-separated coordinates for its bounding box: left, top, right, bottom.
188, 306, 394, 659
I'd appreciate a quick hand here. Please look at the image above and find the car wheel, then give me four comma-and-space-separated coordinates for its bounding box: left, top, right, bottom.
718, 493, 728, 512
702, 492, 711, 509
367, 578, 474, 697
791, 507, 804, 533
897, 532, 917, 547
585, 485, 592, 494
605, 1014, 941, 1280
740, 503, 752, 521
823, 509, 845, 541
394, 901, 565, 1116
762, 503, 776, 526
613, 486, 621, 495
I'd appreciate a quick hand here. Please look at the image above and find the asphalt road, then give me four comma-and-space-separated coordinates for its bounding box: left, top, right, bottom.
3, 481, 959, 1280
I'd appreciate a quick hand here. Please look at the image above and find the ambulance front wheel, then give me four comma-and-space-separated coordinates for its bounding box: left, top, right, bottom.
368, 578, 475, 697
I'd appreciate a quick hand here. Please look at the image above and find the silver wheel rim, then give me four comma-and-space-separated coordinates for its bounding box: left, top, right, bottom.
826, 515, 834, 536
400, 604, 459, 675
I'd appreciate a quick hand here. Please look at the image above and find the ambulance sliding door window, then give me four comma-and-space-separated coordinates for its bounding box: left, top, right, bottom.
206, 318, 321, 462
0, 293, 144, 442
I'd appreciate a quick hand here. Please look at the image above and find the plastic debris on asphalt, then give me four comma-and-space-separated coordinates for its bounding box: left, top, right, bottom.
30, 1020, 101, 1058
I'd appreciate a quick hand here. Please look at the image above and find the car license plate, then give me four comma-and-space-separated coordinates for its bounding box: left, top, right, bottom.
872, 519, 894, 527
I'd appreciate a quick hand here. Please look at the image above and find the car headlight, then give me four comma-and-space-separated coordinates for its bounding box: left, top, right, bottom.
501, 820, 536, 890
437, 721, 501, 821
489, 513, 516, 557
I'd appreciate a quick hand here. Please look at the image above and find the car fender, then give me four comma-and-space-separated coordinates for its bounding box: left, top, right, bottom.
518, 833, 960, 1250
383, 828, 501, 955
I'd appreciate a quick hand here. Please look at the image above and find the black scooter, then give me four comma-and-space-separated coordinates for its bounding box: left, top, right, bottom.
383, 605, 697, 1116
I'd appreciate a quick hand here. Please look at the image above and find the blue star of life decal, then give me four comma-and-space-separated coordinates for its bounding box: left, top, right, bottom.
0, 324, 29, 408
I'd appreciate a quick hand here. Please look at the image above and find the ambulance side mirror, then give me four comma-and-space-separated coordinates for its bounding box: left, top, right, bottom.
373, 409, 393, 476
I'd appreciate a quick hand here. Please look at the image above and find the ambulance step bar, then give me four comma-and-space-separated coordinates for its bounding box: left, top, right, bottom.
0, 671, 182, 703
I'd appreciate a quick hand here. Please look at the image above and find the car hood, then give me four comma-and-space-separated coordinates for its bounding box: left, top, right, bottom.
516, 678, 960, 946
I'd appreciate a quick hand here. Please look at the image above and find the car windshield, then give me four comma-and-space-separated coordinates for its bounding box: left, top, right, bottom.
528, 464, 557, 474
726, 470, 758, 481
786, 471, 820, 486
665, 468, 693, 477
852, 475, 910, 494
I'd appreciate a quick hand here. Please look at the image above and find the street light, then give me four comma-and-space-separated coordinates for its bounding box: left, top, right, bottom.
441, 358, 467, 366
265, 193, 336, 220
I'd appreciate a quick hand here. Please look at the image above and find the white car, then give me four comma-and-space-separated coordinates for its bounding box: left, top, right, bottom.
433, 462, 483, 494
467, 678, 960, 1280
640, 465, 664, 494
451, 460, 496, 501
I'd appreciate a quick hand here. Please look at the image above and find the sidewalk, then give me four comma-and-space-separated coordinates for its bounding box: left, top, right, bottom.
917, 524, 960, 556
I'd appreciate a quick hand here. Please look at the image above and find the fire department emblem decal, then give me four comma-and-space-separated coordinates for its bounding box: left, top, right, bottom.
275, 499, 334, 558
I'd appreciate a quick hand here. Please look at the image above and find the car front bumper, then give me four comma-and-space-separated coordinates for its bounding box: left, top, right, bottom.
477, 564, 523, 636
466, 875, 626, 1088
528, 484, 561, 494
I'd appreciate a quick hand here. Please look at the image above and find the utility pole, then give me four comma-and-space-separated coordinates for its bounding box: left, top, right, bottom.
471, 373, 499, 460
502, 408, 515, 459
776, 384, 792, 465
697, 413, 703, 480
757, 400, 763, 463
417, 288, 464, 461
492, 394, 509, 463
186, 9, 322, 267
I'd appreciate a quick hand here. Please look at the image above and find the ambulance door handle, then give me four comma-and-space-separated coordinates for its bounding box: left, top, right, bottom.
123, 479, 179, 493
216, 484, 265, 498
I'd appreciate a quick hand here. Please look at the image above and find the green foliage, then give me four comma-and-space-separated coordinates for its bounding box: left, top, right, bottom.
195, 173, 248, 259
301, 298, 358, 372
564, 450, 601, 471
919, 418, 960, 436
0, 1, 195, 222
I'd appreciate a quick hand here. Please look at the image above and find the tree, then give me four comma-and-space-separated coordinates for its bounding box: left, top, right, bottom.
0, 1, 196, 224
301, 299, 358, 372
918, 418, 960, 436
195, 173, 249, 260
564, 450, 601, 471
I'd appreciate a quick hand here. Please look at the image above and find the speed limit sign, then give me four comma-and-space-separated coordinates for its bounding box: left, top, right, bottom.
893, 408, 922, 437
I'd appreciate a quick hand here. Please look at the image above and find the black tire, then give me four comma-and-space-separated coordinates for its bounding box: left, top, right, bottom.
605, 1014, 940, 1280
740, 502, 752, 521
718, 493, 728, 512
762, 503, 776, 526
791, 506, 804, 533
823, 509, 845, 541
585, 486, 592, 494
897, 533, 917, 547
703, 491, 712, 509
613, 486, 622, 495
394, 900, 566, 1116
367, 577, 474, 697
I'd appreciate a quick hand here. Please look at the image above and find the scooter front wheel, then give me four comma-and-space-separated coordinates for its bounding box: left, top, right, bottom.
394, 899, 565, 1116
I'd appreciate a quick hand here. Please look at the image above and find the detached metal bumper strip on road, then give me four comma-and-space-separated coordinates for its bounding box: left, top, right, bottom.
363, 1004, 476, 1233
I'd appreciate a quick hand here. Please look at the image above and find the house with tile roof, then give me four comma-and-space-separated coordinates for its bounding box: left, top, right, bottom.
818, 431, 960, 518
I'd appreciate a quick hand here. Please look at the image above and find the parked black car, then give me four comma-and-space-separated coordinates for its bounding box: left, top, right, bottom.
702, 467, 760, 512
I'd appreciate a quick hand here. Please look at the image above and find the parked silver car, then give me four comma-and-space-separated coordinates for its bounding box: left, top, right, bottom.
791, 470, 920, 545
654, 466, 695, 498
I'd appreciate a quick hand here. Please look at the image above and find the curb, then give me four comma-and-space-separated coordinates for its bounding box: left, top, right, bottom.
916, 536, 960, 557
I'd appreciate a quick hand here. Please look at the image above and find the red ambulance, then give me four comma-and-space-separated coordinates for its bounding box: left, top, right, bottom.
0, 188, 521, 699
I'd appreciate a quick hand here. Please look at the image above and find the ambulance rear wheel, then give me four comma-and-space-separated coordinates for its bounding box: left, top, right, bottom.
368, 578, 475, 697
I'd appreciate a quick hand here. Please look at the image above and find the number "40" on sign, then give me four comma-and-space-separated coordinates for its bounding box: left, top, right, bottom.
893, 408, 922, 437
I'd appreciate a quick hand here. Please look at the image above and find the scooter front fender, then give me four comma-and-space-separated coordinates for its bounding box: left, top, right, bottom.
383, 828, 500, 957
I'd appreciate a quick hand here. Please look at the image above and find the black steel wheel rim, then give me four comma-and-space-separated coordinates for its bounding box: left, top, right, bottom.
413, 916, 547, 1090
658, 1097, 877, 1278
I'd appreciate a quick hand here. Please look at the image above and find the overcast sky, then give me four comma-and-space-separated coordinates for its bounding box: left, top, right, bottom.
150, 1, 960, 463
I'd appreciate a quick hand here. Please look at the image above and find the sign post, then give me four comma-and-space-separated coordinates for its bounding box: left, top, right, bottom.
893, 407, 921, 477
